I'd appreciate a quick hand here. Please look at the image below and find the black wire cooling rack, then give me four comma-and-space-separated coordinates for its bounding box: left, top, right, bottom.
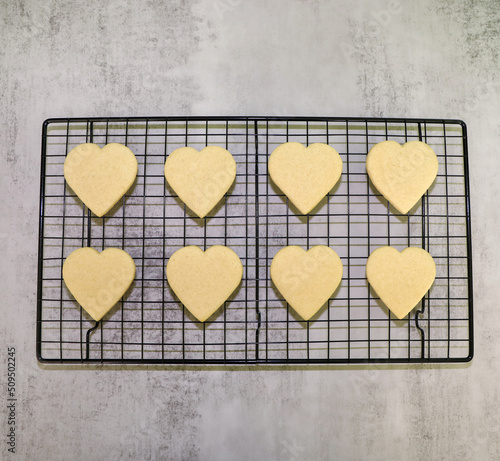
37, 116, 473, 364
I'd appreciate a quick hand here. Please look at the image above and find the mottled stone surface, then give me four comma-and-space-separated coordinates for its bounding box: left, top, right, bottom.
0, 0, 499, 459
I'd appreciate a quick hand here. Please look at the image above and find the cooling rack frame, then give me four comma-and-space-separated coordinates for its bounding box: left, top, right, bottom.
36, 116, 473, 364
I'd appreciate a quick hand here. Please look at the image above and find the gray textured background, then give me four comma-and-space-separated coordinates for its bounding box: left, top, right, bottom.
1, 0, 499, 460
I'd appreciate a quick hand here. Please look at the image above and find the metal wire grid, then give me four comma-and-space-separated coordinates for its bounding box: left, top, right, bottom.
37, 116, 473, 364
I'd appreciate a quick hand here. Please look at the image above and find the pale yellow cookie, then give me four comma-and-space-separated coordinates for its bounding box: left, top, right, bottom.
366, 246, 436, 319
166, 246, 243, 322
271, 245, 343, 321
269, 142, 343, 215
164, 146, 236, 218
64, 143, 138, 217
63, 248, 136, 321
366, 140, 438, 214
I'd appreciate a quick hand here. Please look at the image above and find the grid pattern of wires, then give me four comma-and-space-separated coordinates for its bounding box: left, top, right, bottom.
37, 117, 473, 364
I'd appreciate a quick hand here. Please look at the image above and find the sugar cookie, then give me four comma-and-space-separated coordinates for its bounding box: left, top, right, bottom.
271, 245, 343, 321
366, 246, 436, 319
366, 140, 438, 214
64, 143, 138, 217
166, 245, 243, 322
63, 248, 136, 321
269, 142, 343, 215
164, 146, 236, 218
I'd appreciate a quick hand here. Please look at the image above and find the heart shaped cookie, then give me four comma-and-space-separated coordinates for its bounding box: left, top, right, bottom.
63, 248, 136, 321
366, 140, 438, 214
166, 246, 243, 322
164, 146, 236, 218
269, 142, 343, 215
271, 245, 343, 321
64, 143, 138, 217
366, 246, 436, 319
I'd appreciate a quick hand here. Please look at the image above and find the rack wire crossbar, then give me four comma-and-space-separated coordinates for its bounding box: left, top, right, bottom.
37, 116, 473, 364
